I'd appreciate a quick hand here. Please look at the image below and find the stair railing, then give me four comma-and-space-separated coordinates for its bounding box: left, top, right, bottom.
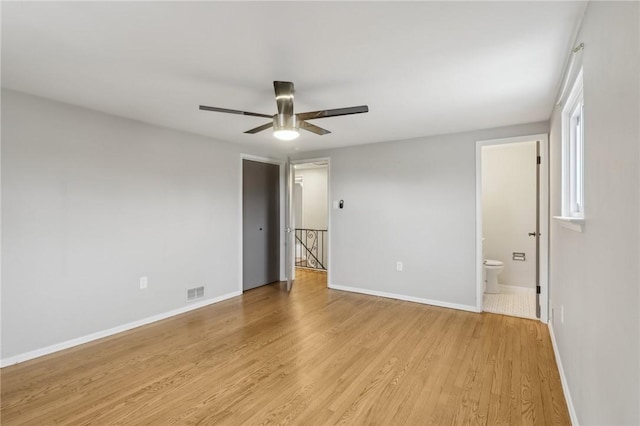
295, 229, 327, 270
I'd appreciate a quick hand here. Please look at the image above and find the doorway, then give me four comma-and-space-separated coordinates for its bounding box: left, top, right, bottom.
476, 134, 549, 322
242, 158, 281, 291
292, 159, 330, 280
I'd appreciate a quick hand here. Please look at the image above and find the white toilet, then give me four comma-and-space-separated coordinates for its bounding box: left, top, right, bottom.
483, 259, 504, 294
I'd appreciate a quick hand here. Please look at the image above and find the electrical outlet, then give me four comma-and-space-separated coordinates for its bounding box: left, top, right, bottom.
396, 261, 403, 272
560, 304, 564, 324
140, 276, 148, 289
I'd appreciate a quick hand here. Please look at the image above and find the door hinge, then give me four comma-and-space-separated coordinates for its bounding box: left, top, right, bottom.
537, 156, 541, 165
536, 285, 541, 294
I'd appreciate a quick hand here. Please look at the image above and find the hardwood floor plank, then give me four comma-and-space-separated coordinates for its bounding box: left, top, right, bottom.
510, 316, 524, 426
536, 320, 572, 425
1, 270, 570, 425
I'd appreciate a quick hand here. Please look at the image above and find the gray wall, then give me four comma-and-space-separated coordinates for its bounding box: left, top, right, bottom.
549, 2, 639, 425
1, 89, 276, 360
293, 121, 548, 309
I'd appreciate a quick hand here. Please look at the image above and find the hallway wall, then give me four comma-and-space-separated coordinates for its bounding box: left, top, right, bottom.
294, 166, 328, 230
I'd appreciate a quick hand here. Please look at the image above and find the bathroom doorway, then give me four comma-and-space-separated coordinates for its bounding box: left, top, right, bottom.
476, 134, 549, 322
291, 159, 330, 283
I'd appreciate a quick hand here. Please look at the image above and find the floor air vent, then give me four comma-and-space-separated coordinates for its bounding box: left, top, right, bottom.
187, 286, 204, 301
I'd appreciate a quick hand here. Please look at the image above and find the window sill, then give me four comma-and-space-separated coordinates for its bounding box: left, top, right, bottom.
553, 216, 584, 232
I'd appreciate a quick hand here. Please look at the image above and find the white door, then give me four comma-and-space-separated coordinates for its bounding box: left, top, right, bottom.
285, 158, 295, 292
535, 140, 541, 318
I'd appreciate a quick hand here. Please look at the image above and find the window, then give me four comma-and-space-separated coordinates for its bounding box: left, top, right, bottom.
562, 68, 584, 219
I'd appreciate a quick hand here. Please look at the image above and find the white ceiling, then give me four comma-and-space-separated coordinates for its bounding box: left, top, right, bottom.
1, 1, 586, 153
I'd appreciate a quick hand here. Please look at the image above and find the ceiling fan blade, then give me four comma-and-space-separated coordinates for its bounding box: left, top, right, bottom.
273, 81, 294, 116
299, 120, 331, 135
297, 105, 369, 121
244, 122, 274, 134
199, 105, 272, 119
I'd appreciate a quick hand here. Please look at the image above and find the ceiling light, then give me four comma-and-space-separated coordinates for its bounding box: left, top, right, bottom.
274, 129, 300, 141
273, 114, 299, 141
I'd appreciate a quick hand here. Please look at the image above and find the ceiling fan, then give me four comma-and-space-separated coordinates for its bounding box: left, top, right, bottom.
199, 81, 368, 141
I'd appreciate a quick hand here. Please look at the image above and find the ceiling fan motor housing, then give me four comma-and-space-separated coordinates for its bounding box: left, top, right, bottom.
273, 114, 298, 132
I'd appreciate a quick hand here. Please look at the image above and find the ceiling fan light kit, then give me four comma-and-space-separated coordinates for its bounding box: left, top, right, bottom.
273, 114, 299, 141
199, 81, 368, 141
273, 129, 299, 141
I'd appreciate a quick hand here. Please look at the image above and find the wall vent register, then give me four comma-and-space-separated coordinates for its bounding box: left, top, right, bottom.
187, 286, 205, 301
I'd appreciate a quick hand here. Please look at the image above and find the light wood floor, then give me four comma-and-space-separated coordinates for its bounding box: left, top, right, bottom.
1, 269, 570, 425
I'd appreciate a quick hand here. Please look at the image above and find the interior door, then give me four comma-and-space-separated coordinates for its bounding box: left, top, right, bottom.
243, 159, 280, 291
535, 141, 541, 318
285, 158, 295, 292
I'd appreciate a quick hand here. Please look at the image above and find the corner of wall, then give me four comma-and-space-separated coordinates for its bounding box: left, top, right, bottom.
547, 321, 580, 425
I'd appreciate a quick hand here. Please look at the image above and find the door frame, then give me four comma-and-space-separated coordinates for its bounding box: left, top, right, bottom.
475, 134, 550, 323
290, 157, 331, 287
239, 154, 286, 293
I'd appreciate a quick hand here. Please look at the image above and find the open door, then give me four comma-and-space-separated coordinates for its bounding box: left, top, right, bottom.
285, 157, 295, 292
535, 140, 541, 318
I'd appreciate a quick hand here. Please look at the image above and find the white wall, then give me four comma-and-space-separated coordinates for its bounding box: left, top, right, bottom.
294, 166, 328, 230
1, 89, 277, 362
481, 142, 536, 289
293, 182, 303, 229
292, 121, 549, 310
549, 2, 639, 424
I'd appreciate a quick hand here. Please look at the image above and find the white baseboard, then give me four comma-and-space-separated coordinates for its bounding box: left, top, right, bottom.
0, 290, 242, 368
328, 284, 479, 313
499, 284, 536, 294
548, 322, 579, 425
